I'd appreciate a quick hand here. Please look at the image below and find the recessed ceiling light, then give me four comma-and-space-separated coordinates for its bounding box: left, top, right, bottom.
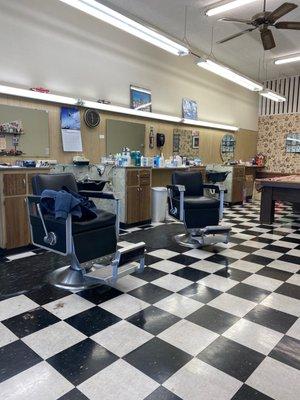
206, 0, 257, 17
58, 0, 190, 56
274, 54, 300, 65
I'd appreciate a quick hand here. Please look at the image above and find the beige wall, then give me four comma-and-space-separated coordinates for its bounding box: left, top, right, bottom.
0, 0, 258, 132
0, 95, 258, 165
257, 114, 300, 174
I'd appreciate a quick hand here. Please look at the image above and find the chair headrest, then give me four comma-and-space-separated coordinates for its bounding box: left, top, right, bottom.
32, 173, 78, 195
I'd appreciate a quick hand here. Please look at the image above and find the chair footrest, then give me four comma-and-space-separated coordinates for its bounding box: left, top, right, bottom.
86, 263, 139, 283
196, 225, 231, 235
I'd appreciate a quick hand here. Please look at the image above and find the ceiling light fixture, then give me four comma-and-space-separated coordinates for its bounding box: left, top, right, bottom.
206, 0, 257, 17
274, 54, 300, 65
196, 58, 263, 91
57, 0, 190, 56
259, 89, 286, 102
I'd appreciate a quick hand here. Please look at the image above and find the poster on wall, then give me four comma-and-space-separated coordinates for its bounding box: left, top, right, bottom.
182, 98, 198, 120
130, 85, 152, 112
60, 107, 83, 152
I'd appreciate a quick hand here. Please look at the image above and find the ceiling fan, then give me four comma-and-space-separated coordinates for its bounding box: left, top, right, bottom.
217, 1, 300, 50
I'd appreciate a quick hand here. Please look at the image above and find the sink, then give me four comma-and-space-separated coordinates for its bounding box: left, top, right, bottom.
77, 180, 108, 191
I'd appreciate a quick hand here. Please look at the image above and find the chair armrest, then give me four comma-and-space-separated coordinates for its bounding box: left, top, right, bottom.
78, 190, 116, 200
166, 184, 185, 193
202, 184, 221, 193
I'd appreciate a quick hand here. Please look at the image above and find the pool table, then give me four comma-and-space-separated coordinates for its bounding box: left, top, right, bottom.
256, 175, 300, 224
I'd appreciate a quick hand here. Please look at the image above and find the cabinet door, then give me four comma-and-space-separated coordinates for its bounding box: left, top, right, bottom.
3, 174, 27, 196
126, 170, 139, 186
139, 186, 151, 221
126, 187, 140, 224
5, 196, 30, 249
27, 173, 37, 194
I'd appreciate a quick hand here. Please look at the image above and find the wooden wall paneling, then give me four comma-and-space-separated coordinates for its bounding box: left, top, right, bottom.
0, 95, 258, 165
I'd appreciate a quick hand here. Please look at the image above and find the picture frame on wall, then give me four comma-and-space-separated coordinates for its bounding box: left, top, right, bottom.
130, 85, 152, 112
182, 98, 198, 120
192, 134, 199, 149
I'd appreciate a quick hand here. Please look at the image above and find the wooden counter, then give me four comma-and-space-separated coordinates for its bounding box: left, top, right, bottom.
0, 167, 50, 250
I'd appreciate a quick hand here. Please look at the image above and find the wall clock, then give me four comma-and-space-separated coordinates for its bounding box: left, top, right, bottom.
84, 109, 100, 128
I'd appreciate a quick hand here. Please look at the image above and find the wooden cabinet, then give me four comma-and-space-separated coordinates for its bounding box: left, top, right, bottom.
112, 167, 152, 226
0, 168, 50, 250
4, 196, 30, 249
3, 173, 27, 196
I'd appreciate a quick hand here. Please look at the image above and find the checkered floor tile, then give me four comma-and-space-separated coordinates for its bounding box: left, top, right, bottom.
0, 202, 299, 399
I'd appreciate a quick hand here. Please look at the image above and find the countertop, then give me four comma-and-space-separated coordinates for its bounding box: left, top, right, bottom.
0, 166, 51, 171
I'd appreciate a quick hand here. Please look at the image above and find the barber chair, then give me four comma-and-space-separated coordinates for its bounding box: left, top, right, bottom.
167, 171, 231, 248
27, 173, 145, 290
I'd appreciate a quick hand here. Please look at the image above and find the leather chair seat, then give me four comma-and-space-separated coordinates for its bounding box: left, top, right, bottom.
174, 196, 219, 210
72, 209, 116, 233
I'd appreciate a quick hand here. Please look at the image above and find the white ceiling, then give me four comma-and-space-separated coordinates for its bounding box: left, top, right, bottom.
105, 0, 300, 79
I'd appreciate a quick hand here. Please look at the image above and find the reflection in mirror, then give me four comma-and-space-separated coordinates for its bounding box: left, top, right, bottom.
0, 104, 49, 157
106, 119, 145, 155
220, 133, 236, 163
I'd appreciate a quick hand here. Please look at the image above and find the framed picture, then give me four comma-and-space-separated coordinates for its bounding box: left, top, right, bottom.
286, 133, 300, 153
130, 85, 152, 112
182, 98, 198, 120
192, 134, 199, 149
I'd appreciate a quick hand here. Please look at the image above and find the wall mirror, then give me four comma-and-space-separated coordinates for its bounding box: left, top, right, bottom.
106, 119, 145, 154
0, 104, 50, 157
220, 133, 236, 162
286, 133, 300, 153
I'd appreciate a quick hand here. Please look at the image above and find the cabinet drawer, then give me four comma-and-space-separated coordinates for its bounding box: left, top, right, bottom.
139, 170, 151, 178
140, 177, 151, 186
3, 173, 27, 196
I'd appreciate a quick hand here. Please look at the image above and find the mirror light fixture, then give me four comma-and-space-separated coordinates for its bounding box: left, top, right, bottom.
196, 58, 263, 91
260, 89, 286, 102
0, 83, 238, 130
206, 0, 257, 17
274, 54, 300, 65
57, 0, 190, 56
182, 118, 238, 131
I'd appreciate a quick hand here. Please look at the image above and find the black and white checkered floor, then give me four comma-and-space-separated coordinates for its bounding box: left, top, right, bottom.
0, 202, 299, 400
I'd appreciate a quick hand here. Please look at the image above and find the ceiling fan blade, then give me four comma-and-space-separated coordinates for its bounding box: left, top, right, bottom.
218, 17, 253, 25
268, 3, 298, 23
260, 28, 276, 50
217, 28, 256, 44
275, 21, 300, 29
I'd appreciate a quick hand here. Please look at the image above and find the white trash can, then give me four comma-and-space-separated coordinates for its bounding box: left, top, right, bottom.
151, 187, 168, 222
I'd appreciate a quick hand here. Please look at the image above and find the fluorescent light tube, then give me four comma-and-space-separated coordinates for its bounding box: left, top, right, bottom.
0, 84, 78, 105
58, 0, 190, 56
274, 55, 300, 65
196, 58, 263, 91
0, 84, 238, 129
260, 89, 286, 102
83, 100, 182, 122
206, 0, 257, 17
182, 118, 238, 131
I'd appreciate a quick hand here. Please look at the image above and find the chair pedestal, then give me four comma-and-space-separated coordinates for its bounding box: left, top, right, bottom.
175, 233, 201, 248
48, 253, 98, 291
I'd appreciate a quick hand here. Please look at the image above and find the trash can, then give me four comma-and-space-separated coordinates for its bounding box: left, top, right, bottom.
151, 187, 168, 222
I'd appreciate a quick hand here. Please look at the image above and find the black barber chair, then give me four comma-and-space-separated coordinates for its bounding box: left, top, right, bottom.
27, 173, 145, 290
167, 171, 231, 248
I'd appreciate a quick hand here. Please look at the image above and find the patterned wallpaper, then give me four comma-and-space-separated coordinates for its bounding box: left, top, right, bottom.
173, 128, 200, 157
257, 113, 300, 173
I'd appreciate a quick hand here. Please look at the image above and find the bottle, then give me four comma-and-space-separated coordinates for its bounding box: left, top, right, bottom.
159, 153, 165, 167
149, 126, 155, 149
